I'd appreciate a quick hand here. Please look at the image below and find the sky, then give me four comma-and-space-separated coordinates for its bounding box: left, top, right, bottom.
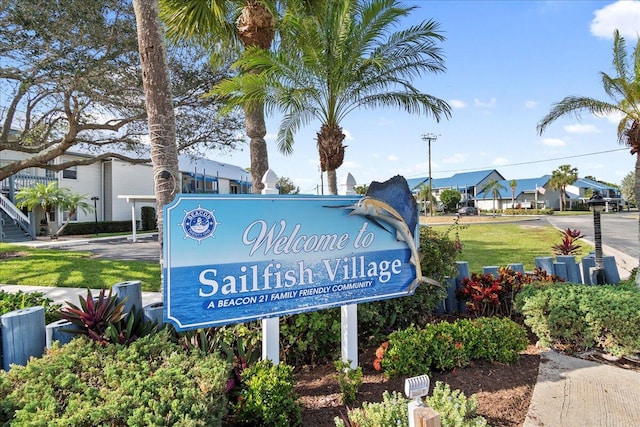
218, 0, 640, 194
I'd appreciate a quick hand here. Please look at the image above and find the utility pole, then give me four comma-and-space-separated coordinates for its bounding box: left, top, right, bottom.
421, 133, 438, 216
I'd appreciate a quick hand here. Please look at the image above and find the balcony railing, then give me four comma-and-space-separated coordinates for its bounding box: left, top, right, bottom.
0, 174, 58, 194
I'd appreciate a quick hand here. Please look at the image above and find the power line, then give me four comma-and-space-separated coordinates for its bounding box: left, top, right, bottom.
422, 147, 629, 178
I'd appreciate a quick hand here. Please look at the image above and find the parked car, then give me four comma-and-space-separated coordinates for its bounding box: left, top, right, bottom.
458, 206, 478, 216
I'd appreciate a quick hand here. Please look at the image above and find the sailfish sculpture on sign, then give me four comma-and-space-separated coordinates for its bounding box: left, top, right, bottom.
341, 175, 440, 293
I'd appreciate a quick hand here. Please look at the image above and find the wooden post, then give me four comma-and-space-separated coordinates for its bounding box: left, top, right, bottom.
412, 407, 441, 427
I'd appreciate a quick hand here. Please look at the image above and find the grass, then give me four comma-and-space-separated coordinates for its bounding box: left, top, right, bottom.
0, 221, 591, 292
432, 222, 594, 273
0, 243, 160, 291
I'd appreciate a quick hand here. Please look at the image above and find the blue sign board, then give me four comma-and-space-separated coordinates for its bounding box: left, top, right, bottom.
163, 194, 418, 331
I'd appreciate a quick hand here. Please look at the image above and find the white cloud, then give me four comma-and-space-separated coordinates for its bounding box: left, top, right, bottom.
594, 110, 624, 124
564, 124, 600, 134
442, 153, 467, 164
343, 129, 354, 141
591, 1, 640, 39
493, 157, 509, 166
542, 138, 566, 147
449, 99, 467, 109
387, 155, 399, 161
474, 97, 496, 108
265, 133, 277, 142
525, 100, 538, 109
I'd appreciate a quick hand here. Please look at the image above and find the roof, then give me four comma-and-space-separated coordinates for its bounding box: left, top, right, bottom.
407, 169, 504, 191
572, 177, 618, 191
476, 176, 551, 199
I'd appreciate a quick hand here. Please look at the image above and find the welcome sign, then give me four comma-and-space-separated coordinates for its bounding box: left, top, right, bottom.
163, 193, 419, 331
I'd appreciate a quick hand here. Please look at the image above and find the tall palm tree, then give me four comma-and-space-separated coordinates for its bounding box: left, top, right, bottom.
160, 0, 275, 192
548, 165, 578, 212
133, 0, 179, 271
214, 0, 451, 194
481, 179, 506, 214
509, 179, 517, 210
537, 30, 640, 286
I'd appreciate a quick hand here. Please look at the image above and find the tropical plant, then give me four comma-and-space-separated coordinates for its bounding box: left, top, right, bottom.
537, 29, 640, 286
333, 359, 363, 405
215, 0, 451, 194
15, 183, 93, 238
160, 0, 276, 192
277, 176, 300, 194
480, 179, 506, 213
510, 179, 518, 209
548, 165, 578, 211
417, 183, 436, 215
552, 228, 585, 256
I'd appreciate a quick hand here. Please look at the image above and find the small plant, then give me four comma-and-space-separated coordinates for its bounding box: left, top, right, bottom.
552, 228, 584, 255
58, 288, 126, 344
234, 360, 302, 427
426, 382, 488, 427
334, 359, 363, 405
0, 290, 61, 324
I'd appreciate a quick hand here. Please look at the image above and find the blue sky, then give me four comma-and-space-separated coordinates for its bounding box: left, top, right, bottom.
218, 0, 640, 194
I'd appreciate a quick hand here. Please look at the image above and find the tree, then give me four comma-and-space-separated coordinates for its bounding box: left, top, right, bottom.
215, 0, 451, 194
417, 183, 436, 216
439, 188, 461, 213
354, 185, 368, 195
509, 179, 517, 210
15, 182, 93, 238
548, 165, 578, 212
276, 176, 300, 194
621, 171, 636, 208
133, 0, 180, 258
160, 0, 276, 192
537, 30, 640, 286
0, 0, 243, 182
481, 179, 506, 214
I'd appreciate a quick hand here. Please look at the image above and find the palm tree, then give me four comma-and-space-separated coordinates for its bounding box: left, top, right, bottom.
537, 30, 640, 286
55, 191, 94, 238
160, 0, 275, 192
481, 179, 506, 215
509, 179, 517, 210
417, 183, 434, 216
14, 182, 93, 239
548, 165, 578, 211
215, 0, 451, 194
133, 0, 180, 268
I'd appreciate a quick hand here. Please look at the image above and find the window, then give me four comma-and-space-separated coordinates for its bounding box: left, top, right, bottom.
62, 209, 77, 222
62, 166, 77, 179
230, 184, 239, 194
45, 161, 56, 179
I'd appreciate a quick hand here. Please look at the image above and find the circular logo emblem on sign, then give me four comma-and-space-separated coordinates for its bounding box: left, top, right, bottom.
180, 205, 219, 244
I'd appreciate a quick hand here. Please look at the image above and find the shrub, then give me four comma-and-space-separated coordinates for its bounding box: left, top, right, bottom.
0, 290, 61, 324
516, 282, 640, 356
0, 332, 229, 426
426, 382, 488, 427
459, 267, 563, 317
334, 386, 488, 427
334, 359, 363, 405
61, 220, 133, 235
280, 309, 341, 365
380, 317, 528, 376
234, 360, 302, 427
141, 206, 157, 231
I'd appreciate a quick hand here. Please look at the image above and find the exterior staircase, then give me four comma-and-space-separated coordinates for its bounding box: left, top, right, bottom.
0, 193, 33, 243
0, 211, 32, 243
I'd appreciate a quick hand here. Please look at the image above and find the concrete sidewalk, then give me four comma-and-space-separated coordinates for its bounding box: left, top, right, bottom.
524, 351, 640, 427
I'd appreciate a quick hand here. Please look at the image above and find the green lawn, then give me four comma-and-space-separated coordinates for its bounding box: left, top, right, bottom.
431, 223, 593, 273
0, 222, 591, 291
0, 244, 160, 291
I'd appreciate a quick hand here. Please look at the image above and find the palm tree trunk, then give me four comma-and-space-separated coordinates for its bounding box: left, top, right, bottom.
245, 102, 269, 193
133, 0, 179, 284
327, 169, 338, 195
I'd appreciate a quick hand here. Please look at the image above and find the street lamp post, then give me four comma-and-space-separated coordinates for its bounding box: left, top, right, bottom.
91, 196, 99, 236
421, 133, 438, 216
587, 191, 606, 284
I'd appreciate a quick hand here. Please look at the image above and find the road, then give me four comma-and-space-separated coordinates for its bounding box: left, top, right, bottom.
545, 212, 639, 261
